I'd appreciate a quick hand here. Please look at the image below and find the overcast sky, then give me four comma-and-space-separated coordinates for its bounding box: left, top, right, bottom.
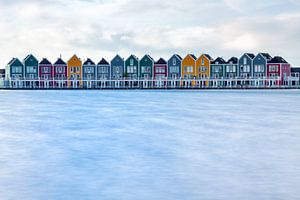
0, 0, 300, 67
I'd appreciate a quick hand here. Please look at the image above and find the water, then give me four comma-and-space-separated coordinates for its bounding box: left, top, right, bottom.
0, 90, 300, 200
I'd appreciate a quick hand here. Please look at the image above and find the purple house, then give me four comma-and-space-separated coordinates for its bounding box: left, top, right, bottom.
39, 58, 53, 88
53, 58, 68, 88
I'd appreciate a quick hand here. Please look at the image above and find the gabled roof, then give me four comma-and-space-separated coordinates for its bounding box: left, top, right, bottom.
111, 54, 124, 62
126, 54, 139, 62
68, 54, 81, 62
98, 58, 109, 65
7, 58, 16, 66
245, 53, 255, 59
260, 53, 272, 60
226, 57, 238, 64
54, 58, 66, 65
189, 54, 197, 60
203, 54, 213, 61
8, 58, 23, 66
211, 57, 226, 64
83, 58, 95, 65
141, 54, 154, 62
268, 56, 288, 64
155, 58, 167, 65
24, 54, 38, 62
39, 58, 52, 65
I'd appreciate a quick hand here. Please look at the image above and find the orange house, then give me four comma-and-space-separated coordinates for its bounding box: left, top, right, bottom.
196, 54, 213, 79
67, 54, 82, 87
181, 54, 196, 86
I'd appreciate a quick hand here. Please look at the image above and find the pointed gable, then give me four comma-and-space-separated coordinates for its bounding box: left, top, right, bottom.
39, 58, 52, 65
260, 53, 272, 60
24, 54, 38, 66
155, 58, 167, 65
141, 54, 154, 63
68, 54, 81, 66
9, 58, 23, 67
245, 53, 255, 59
111, 54, 123, 63
54, 58, 66, 65
203, 54, 213, 61
211, 57, 226, 64
268, 56, 288, 64
83, 58, 95, 66
226, 57, 238, 64
98, 58, 109, 65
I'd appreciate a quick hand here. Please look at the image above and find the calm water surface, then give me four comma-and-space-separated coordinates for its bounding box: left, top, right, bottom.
0, 90, 299, 200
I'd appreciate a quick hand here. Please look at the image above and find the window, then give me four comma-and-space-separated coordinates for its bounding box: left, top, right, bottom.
77, 67, 80, 72
184, 66, 193, 73
243, 57, 247, 65
200, 66, 206, 72
202, 59, 204, 65
173, 58, 176, 65
130, 59, 133, 66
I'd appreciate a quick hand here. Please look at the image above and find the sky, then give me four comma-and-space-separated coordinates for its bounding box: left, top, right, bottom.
0, 0, 300, 68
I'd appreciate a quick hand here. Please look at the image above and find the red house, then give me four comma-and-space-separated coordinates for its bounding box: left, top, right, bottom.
267, 56, 291, 86
54, 58, 68, 88
39, 58, 53, 88
154, 58, 168, 86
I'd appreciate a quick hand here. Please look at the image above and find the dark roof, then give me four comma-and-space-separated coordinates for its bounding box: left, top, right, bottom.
54, 58, 66, 65
245, 53, 255, 59
127, 54, 138, 61
291, 67, 300, 73
24, 54, 38, 62
39, 58, 52, 65
83, 58, 95, 65
211, 57, 226, 64
98, 58, 109, 65
7, 58, 16, 65
141, 54, 154, 62
112, 54, 123, 62
268, 56, 288, 64
204, 54, 213, 61
189, 54, 197, 60
226, 57, 238, 64
155, 58, 167, 65
260, 53, 272, 60
8, 58, 23, 66
175, 54, 182, 60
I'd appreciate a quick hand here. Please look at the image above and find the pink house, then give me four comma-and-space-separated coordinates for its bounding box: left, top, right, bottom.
267, 56, 291, 86
154, 58, 168, 79
39, 58, 53, 88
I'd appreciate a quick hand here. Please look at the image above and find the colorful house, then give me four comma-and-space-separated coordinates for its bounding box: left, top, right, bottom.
196, 54, 213, 79
53, 58, 68, 88
111, 55, 124, 80
67, 54, 82, 88
82, 58, 96, 88
97, 58, 110, 80
267, 56, 291, 86
139, 54, 154, 79
168, 54, 182, 79
225, 57, 238, 78
253, 53, 272, 78
154, 58, 167, 87
182, 54, 196, 79
125, 55, 139, 79
238, 53, 255, 79
39, 58, 53, 88
24, 54, 39, 88
211, 57, 226, 78
5, 58, 24, 87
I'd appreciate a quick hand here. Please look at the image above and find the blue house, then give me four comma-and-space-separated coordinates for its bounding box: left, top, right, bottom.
97, 58, 111, 80
253, 53, 272, 78
6, 58, 24, 87
168, 54, 182, 79
125, 55, 139, 79
111, 55, 124, 80
238, 53, 255, 79
82, 58, 96, 88
139, 54, 154, 79
211, 57, 226, 79
225, 57, 238, 78
24, 54, 39, 88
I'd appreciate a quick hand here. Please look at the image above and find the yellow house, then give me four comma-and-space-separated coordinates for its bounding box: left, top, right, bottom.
67, 54, 82, 87
181, 54, 196, 86
196, 54, 213, 86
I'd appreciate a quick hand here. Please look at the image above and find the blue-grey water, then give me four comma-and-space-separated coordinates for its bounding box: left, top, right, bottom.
0, 90, 300, 200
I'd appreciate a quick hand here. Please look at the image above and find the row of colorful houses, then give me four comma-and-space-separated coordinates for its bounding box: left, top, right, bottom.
4, 53, 292, 88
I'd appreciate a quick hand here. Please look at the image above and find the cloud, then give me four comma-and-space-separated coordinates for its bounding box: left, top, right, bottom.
0, 0, 299, 67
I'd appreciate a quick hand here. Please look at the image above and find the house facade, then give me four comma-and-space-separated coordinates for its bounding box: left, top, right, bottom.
82, 58, 96, 88
225, 57, 238, 78
139, 54, 154, 79
267, 56, 291, 86
54, 58, 68, 88
39, 58, 53, 88
253, 53, 272, 78
125, 55, 139, 79
67, 55, 82, 88
182, 54, 196, 79
168, 54, 182, 79
111, 55, 124, 80
97, 58, 110, 80
196, 54, 213, 80
211, 57, 226, 78
24, 54, 39, 87
6, 58, 24, 87
238, 53, 255, 79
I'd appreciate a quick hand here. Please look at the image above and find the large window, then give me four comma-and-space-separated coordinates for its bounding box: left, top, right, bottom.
184, 66, 193, 73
